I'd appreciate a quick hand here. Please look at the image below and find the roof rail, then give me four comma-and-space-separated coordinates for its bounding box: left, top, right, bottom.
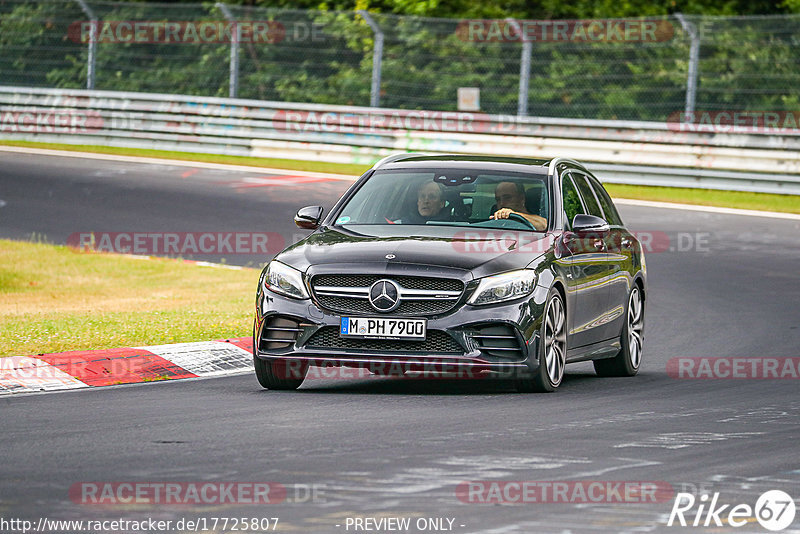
547, 157, 585, 177
371, 152, 428, 170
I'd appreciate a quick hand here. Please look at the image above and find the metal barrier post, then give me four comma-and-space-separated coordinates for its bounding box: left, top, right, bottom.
216, 2, 240, 98
358, 10, 383, 108
74, 0, 97, 90
676, 13, 700, 120
505, 19, 531, 117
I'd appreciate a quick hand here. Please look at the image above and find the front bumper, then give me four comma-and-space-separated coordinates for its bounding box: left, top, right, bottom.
253, 283, 550, 376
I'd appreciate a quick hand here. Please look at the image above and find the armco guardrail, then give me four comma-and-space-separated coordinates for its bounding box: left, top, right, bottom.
1, 86, 799, 195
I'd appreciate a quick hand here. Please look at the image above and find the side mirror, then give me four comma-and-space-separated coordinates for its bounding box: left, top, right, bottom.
571, 214, 609, 234
294, 206, 324, 230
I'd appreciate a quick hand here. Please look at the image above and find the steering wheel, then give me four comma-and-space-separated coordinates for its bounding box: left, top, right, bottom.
505, 212, 538, 230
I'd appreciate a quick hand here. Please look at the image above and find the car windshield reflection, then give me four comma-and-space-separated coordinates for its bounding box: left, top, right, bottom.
334, 168, 550, 232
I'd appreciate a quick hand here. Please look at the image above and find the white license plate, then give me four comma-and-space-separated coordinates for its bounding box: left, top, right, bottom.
340, 317, 427, 340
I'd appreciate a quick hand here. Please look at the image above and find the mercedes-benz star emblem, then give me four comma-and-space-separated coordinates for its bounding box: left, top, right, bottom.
368, 279, 400, 312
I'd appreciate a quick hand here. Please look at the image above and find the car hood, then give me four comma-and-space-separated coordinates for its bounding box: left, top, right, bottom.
275, 226, 553, 278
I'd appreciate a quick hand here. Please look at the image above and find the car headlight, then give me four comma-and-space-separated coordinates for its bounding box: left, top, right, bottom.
263, 260, 309, 299
467, 269, 537, 306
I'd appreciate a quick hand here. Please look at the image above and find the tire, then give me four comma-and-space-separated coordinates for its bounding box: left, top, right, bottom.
594, 284, 644, 377
252, 317, 308, 390
254, 356, 308, 390
516, 287, 567, 393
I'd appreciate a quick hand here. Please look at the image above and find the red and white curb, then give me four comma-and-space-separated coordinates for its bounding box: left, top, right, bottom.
0, 338, 253, 396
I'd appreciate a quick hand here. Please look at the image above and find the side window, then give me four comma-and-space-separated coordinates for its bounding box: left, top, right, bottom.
561, 174, 584, 229
571, 173, 603, 219
587, 175, 623, 226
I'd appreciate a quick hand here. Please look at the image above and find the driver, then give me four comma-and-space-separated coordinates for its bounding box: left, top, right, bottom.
490, 181, 547, 230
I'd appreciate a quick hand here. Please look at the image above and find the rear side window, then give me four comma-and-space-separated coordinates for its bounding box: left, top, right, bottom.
571, 172, 603, 219
561, 174, 584, 229
587, 175, 623, 226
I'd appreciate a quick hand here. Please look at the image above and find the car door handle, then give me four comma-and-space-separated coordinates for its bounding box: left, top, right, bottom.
621, 238, 632, 249
593, 239, 604, 250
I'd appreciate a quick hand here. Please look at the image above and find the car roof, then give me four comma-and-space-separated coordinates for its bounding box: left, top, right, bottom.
372, 153, 584, 175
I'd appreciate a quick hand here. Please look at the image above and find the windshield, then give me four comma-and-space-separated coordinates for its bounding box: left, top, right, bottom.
335, 168, 550, 232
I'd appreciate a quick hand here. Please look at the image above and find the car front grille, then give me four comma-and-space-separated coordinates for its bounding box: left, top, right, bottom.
313, 275, 463, 292
304, 326, 463, 353
314, 296, 458, 316
310, 275, 465, 317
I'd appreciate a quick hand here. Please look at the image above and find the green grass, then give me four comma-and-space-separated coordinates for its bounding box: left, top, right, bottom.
2, 139, 798, 213
605, 184, 800, 214
0, 239, 256, 357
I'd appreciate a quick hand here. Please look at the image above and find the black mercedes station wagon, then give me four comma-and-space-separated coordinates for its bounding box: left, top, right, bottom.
253, 154, 646, 392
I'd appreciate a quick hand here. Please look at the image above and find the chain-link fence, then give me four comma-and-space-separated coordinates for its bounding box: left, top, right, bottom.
1, 0, 799, 121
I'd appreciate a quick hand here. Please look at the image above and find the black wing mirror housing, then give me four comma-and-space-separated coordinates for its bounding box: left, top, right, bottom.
294, 206, 324, 230
572, 214, 610, 234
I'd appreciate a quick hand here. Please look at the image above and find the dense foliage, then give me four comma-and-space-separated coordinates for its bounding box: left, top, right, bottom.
0, 0, 798, 120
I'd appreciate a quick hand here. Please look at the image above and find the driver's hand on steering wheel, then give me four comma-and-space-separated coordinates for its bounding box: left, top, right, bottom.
490, 208, 515, 220
491, 208, 546, 230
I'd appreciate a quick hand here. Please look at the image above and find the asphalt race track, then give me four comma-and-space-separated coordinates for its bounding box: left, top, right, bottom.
1, 150, 799, 533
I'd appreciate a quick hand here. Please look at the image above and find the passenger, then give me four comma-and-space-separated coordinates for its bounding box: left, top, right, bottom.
417, 181, 446, 218
490, 181, 547, 230
405, 181, 449, 223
